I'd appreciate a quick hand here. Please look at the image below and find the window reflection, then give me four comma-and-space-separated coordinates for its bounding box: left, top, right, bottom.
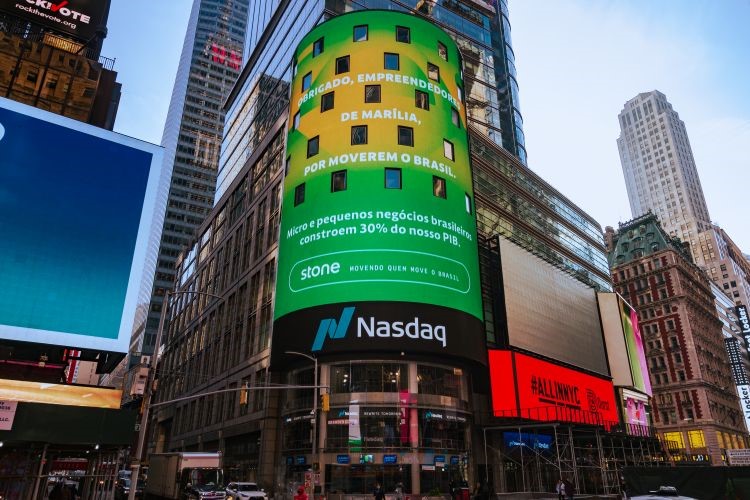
330, 363, 408, 393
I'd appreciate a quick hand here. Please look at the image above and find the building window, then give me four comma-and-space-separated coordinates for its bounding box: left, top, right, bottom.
336, 55, 350, 74
451, 107, 460, 127
353, 25, 368, 42
415, 90, 429, 110
438, 41, 448, 60
465, 194, 472, 214
427, 62, 440, 82
396, 26, 411, 43
397, 126, 413, 147
443, 139, 454, 160
385, 168, 402, 189
293, 111, 300, 129
302, 72, 312, 91
331, 170, 347, 192
307, 136, 319, 158
351, 125, 368, 145
313, 37, 324, 57
433, 176, 446, 199
384, 52, 399, 70
365, 84, 381, 103
321, 91, 334, 112
294, 184, 305, 206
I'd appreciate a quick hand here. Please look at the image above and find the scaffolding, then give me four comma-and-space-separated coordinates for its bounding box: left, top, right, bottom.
483, 422, 669, 496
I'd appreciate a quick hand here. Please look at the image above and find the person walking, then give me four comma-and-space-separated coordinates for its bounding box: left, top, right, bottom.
374, 482, 386, 500
555, 479, 565, 500
395, 481, 404, 500
295, 486, 309, 500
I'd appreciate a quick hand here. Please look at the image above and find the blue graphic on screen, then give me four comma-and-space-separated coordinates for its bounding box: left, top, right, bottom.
503, 432, 552, 451
0, 107, 152, 340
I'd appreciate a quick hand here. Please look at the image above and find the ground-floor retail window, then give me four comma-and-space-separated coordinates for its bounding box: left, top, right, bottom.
325, 464, 411, 494
419, 464, 462, 495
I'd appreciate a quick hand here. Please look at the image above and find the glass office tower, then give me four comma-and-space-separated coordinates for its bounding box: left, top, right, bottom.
155, 0, 621, 494
128, 0, 248, 368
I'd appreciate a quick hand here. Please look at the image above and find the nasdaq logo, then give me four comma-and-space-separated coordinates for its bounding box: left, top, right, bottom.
311, 307, 355, 351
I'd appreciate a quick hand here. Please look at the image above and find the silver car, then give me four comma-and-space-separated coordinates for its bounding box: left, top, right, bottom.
631, 486, 698, 499
226, 482, 267, 500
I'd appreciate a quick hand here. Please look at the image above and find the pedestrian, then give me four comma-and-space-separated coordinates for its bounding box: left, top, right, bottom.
620, 477, 628, 500
555, 479, 565, 500
395, 481, 404, 500
374, 482, 386, 500
563, 479, 575, 500
295, 485, 308, 500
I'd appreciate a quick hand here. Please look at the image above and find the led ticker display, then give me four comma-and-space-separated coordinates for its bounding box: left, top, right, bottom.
489, 350, 619, 428
0, 98, 164, 354
272, 11, 484, 364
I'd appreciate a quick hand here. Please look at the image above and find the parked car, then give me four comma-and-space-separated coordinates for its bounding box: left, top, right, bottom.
115, 478, 143, 499
631, 486, 698, 499
226, 482, 267, 500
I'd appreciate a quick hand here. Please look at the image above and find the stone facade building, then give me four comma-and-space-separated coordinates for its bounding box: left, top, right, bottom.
607, 213, 748, 464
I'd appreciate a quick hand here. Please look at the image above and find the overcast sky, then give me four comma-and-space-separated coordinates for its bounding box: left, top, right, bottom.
104, 0, 750, 251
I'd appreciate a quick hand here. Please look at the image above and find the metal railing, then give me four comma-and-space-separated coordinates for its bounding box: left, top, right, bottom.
0, 18, 114, 69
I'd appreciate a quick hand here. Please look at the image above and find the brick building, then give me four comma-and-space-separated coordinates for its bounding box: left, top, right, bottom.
606, 212, 748, 465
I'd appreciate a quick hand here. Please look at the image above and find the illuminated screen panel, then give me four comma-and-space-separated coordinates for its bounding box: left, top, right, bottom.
0, 0, 109, 41
498, 237, 609, 375
489, 350, 619, 428
0, 378, 122, 409
624, 396, 649, 436
0, 98, 164, 354
272, 12, 484, 364
619, 296, 652, 395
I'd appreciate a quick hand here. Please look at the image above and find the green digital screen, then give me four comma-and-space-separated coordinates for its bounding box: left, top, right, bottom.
275, 11, 482, 325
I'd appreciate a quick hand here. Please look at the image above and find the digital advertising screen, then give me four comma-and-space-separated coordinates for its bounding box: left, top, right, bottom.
272, 11, 484, 364
489, 350, 619, 428
0, 98, 164, 355
0, 0, 110, 42
0, 378, 122, 409
623, 395, 649, 436
499, 237, 609, 375
502, 432, 552, 452
619, 296, 651, 395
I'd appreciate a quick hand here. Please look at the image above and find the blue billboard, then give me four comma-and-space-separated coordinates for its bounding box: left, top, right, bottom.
503, 432, 553, 451
0, 98, 165, 354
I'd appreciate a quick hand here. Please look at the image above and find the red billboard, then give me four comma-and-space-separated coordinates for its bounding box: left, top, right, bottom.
489, 350, 619, 428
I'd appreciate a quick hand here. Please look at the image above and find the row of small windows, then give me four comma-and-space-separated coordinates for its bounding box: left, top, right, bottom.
300, 54, 442, 92
293, 88, 460, 125
294, 171, 469, 207
305, 128, 455, 160
312, 25, 448, 61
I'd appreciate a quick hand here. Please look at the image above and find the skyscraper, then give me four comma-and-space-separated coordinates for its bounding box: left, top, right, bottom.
617, 90, 711, 245
151, 2, 659, 496
216, 0, 527, 201
128, 0, 248, 368
616, 91, 750, 307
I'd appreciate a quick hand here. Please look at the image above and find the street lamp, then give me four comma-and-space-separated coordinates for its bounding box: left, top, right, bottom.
285, 350, 320, 496
128, 289, 223, 500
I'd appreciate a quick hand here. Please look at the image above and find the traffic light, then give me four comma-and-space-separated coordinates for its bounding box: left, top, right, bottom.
320, 393, 330, 412
239, 383, 249, 405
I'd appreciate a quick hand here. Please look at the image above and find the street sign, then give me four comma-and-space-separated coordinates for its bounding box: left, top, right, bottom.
727, 449, 750, 466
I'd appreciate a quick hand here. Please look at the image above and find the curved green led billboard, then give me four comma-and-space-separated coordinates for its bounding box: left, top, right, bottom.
273, 11, 484, 364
